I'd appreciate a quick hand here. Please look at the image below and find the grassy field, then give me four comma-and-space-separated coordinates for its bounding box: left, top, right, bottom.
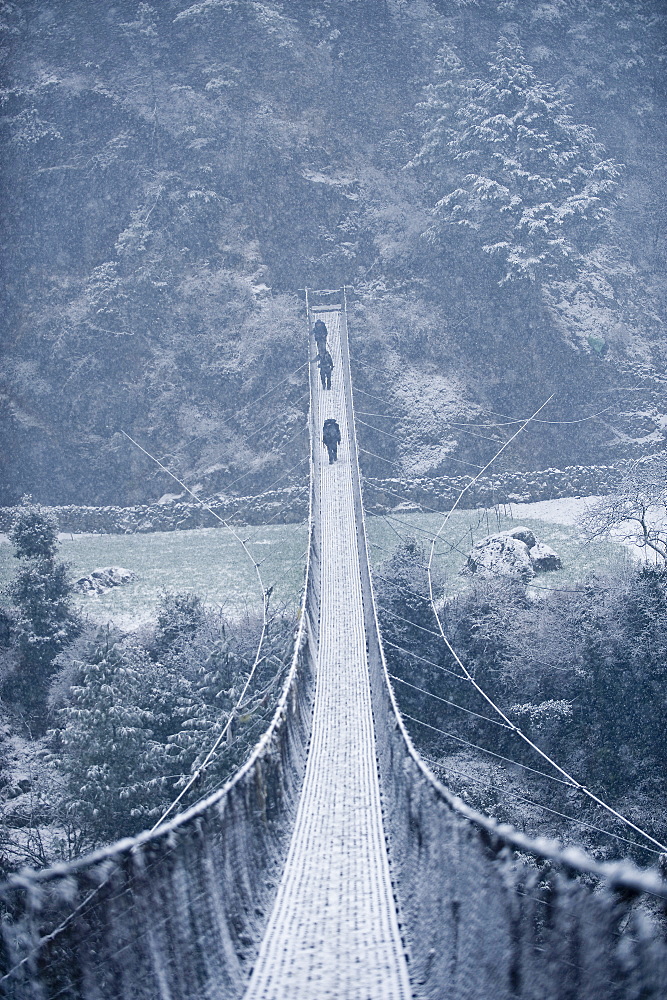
0, 500, 631, 629
0, 522, 309, 630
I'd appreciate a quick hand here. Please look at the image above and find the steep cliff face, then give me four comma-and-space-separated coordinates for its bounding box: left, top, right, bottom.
1, 0, 665, 505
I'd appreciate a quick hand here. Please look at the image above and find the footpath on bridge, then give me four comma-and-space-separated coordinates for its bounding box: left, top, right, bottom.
243, 310, 411, 999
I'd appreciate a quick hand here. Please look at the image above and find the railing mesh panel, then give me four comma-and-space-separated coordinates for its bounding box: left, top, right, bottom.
337, 295, 667, 1000
1, 494, 318, 1000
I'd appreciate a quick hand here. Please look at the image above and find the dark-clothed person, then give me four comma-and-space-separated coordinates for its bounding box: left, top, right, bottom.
318, 350, 334, 390
313, 319, 328, 354
322, 418, 341, 464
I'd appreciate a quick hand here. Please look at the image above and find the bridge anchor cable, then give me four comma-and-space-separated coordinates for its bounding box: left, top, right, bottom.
422, 404, 667, 855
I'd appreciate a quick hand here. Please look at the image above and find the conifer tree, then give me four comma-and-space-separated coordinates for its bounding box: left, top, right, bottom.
407, 43, 467, 191
6, 499, 80, 727
430, 32, 621, 285
164, 636, 250, 784
54, 629, 156, 847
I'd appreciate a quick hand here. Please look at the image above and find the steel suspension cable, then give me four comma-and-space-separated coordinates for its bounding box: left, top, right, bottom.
444, 405, 612, 429
121, 430, 277, 832
234, 360, 310, 415
382, 639, 468, 682
3, 369, 314, 987
244, 391, 310, 442
403, 713, 576, 787
482, 405, 613, 426
421, 756, 660, 856
354, 385, 398, 406
423, 400, 667, 854
356, 417, 403, 441
356, 410, 395, 418
388, 674, 510, 728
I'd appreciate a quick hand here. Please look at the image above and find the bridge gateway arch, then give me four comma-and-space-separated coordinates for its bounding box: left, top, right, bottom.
2, 290, 666, 999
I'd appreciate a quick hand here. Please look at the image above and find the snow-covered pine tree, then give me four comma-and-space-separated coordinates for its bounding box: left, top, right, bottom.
431, 31, 621, 285
407, 43, 467, 191
6, 499, 81, 728
54, 628, 157, 847
164, 636, 250, 788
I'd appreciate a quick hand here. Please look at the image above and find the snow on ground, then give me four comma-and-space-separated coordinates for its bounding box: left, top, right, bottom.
504, 495, 603, 525
367, 498, 632, 598
390, 367, 474, 475
0, 493, 655, 633
506, 495, 665, 563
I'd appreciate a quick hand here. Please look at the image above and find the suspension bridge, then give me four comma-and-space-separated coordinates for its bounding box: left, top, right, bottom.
2, 289, 666, 999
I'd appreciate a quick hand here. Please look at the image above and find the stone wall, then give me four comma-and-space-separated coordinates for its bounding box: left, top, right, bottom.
362, 462, 624, 514
0, 485, 309, 534
0, 464, 624, 534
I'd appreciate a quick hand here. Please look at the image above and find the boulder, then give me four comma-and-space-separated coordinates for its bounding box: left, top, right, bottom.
465, 534, 535, 582
75, 566, 137, 595
529, 543, 562, 573
464, 527, 562, 580
2, 784, 24, 801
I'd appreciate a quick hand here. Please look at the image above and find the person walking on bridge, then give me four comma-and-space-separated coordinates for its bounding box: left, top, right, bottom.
322, 418, 341, 464
313, 318, 328, 354
317, 349, 334, 390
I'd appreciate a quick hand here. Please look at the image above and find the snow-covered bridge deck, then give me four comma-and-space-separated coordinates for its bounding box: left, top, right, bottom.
244, 310, 410, 999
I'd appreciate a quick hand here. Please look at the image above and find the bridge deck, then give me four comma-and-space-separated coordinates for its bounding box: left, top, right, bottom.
243, 311, 411, 999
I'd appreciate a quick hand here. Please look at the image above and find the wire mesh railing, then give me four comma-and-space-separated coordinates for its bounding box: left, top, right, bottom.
0, 351, 318, 1000
341, 292, 667, 999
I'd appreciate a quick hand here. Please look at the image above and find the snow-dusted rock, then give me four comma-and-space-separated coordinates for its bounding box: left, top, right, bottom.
465, 534, 535, 582
75, 566, 137, 595
529, 542, 562, 572
464, 527, 562, 580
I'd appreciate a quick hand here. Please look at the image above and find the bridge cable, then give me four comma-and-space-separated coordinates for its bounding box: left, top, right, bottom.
381, 607, 456, 641
353, 385, 398, 407
403, 713, 579, 787
360, 445, 484, 473
388, 674, 510, 728
374, 515, 616, 596
351, 352, 607, 430
397, 686, 663, 852
356, 417, 403, 442
121, 430, 280, 832
423, 399, 667, 854
2, 674, 293, 989
349, 355, 393, 378
353, 376, 666, 851
1, 369, 312, 988
147, 395, 308, 506
382, 639, 469, 682
421, 756, 660, 856
233, 361, 309, 416
443, 405, 612, 429
363, 478, 475, 517
361, 478, 611, 592
356, 410, 396, 418
482, 405, 613, 426
360, 411, 507, 446
244, 391, 310, 442
378, 585, 591, 659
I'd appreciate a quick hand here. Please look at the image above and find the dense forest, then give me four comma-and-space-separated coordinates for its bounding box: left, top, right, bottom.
1, 0, 666, 506
376, 537, 667, 866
